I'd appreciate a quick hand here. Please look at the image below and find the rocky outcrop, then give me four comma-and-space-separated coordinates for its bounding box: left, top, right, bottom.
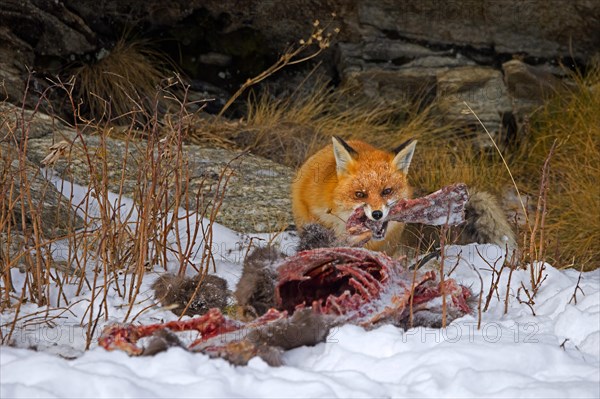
0, 142, 85, 239
2, 103, 295, 239
1, 103, 83, 242
356, 1, 598, 60
23, 126, 294, 234
4, 0, 592, 62
1, 0, 96, 57
337, 40, 476, 103
436, 66, 512, 136
0, 28, 34, 105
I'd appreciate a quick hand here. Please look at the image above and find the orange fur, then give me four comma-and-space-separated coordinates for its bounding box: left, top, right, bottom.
291, 138, 416, 254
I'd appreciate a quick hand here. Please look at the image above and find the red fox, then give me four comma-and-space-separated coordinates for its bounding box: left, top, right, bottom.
292, 136, 517, 256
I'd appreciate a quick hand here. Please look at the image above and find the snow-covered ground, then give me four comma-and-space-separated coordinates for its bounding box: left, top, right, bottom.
1, 178, 599, 398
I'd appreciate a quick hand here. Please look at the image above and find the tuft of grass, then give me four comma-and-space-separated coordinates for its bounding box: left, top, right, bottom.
516, 60, 600, 270
70, 38, 174, 124
400, 113, 513, 197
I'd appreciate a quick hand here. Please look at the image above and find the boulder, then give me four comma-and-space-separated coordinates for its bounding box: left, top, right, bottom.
0, 0, 96, 57
502, 59, 572, 117
25, 126, 294, 234
337, 40, 475, 104
0, 28, 34, 105
1, 0, 594, 149
436, 66, 512, 137
22, 0, 592, 64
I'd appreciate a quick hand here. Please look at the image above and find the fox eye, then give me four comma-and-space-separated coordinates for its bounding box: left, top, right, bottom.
381, 188, 393, 196
355, 191, 367, 199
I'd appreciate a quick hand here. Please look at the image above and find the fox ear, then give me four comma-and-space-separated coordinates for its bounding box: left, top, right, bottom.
332, 136, 357, 175
391, 139, 417, 174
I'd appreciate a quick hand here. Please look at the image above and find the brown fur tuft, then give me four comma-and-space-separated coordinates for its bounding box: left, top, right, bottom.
221, 309, 332, 366
235, 247, 285, 319
297, 223, 340, 251
142, 330, 185, 356
248, 308, 332, 350
152, 273, 228, 317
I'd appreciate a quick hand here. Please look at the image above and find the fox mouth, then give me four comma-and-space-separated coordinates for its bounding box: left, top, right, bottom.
346, 208, 389, 243
370, 220, 388, 241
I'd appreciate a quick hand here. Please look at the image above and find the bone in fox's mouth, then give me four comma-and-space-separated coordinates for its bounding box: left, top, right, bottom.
346, 183, 470, 242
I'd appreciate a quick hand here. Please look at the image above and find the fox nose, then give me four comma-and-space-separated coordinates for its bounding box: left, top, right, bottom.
372, 210, 383, 220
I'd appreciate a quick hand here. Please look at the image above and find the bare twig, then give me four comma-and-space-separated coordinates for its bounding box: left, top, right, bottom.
217, 19, 338, 117
569, 263, 586, 305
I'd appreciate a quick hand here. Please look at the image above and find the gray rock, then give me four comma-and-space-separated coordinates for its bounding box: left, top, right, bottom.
0, 232, 27, 272
0, 0, 96, 57
344, 67, 438, 104
357, 0, 599, 60
360, 39, 447, 63
0, 142, 85, 239
502, 59, 571, 117
402, 55, 474, 69
26, 127, 294, 234
0, 29, 34, 105
338, 40, 475, 104
26, 0, 594, 63
0, 103, 63, 140
436, 66, 512, 137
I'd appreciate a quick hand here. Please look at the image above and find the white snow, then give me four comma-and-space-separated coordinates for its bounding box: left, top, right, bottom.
1, 177, 599, 398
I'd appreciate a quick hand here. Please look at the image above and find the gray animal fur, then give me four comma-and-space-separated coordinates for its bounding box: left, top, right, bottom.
234, 246, 285, 318
460, 191, 518, 258
142, 330, 184, 356
244, 308, 332, 365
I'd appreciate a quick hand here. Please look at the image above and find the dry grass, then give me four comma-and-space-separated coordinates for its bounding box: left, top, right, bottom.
230, 81, 513, 198
69, 38, 174, 124
239, 81, 404, 167
184, 80, 401, 167
406, 131, 513, 197
515, 61, 600, 270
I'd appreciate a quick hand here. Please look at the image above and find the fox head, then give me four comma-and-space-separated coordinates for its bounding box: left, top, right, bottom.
331, 136, 417, 226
